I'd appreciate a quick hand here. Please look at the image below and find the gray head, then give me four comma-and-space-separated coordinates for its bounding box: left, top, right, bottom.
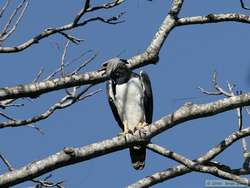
105, 58, 131, 83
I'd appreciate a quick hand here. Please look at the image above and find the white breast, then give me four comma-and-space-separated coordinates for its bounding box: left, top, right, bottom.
115, 77, 145, 130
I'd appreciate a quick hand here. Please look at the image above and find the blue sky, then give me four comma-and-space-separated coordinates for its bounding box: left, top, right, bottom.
0, 0, 250, 187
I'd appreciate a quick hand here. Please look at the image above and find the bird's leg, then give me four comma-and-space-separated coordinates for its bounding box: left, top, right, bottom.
118, 120, 132, 136
123, 120, 130, 134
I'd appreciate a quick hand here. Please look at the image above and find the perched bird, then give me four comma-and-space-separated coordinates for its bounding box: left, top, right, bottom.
105, 58, 153, 170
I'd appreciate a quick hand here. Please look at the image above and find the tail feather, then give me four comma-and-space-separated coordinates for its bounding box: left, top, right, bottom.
129, 145, 146, 170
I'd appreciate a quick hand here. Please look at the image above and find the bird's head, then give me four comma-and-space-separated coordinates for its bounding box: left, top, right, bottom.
105, 58, 131, 84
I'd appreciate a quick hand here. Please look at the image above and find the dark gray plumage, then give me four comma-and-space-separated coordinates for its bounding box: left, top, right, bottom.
105, 58, 153, 170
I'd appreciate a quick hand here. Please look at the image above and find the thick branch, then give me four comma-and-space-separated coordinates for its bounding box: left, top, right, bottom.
0, 85, 101, 129
169, 0, 183, 15
146, 93, 250, 138
0, 134, 136, 187
177, 13, 250, 26
146, 144, 249, 186
0, 1, 183, 101
1, 93, 250, 187
128, 126, 250, 188
0, 71, 106, 100
2, 7, 250, 101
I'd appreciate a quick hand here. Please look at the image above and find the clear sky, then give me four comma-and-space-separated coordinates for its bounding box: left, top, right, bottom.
0, 0, 250, 187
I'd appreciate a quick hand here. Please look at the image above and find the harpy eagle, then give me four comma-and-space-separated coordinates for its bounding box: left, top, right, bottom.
105, 58, 153, 170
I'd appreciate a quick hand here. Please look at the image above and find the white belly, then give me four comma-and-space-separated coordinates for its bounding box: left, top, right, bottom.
115, 77, 145, 130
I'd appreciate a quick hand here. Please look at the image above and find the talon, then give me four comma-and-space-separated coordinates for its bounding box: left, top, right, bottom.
117, 129, 133, 136
135, 122, 148, 130
122, 120, 133, 134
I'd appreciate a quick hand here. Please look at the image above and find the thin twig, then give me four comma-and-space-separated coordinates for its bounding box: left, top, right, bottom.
58, 31, 84, 44
27, 124, 44, 135
0, 111, 16, 121
145, 143, 250, 186
71, 53, 98, 75
45, 50, 93, 80
0, 153, 14, 171
33, 68, 44, 83
60, 41, 70, 77
0, 85, 101, 129
0, 0, 11, 19
241, 0, 250, 10
0, 99, 24, 109
0, 0, 30, 42
32, 174, 64, 188
0, 0, 124, 53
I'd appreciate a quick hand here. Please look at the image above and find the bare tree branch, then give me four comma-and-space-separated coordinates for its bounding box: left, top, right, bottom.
70, 53, 98, 75
240, 0, 250, 10
2, 2, 250, 102
45, 50, 93, 80
0, 111, 16, 121
73, 0, 124, 25
60, 41, 70, 78
0, 0, 11, 19
199, 74, 250, 169
0, 99, 19, 109
33, 68, 44, 83
0, 0, 184, 100
0, 0, 125, 53
128, 125, 250, 188
32, 174, 64, 188
146, 144, 249, 186
0, 153, 14, 171
57, 31, 84, 45
0, 0, 30, 44
177, 13, 250, 26
169, 0, 183, 15
0, 85, 101, 129
2, 1, 250, 187
1, 92, 250, 187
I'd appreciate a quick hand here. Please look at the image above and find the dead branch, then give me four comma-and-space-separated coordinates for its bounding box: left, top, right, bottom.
0, 153, 14, 171
0, 0, 30, 44
0, 0, 125, 53
0, 85, 101, 129
146, 144, 249, 186
240, 0, 250, 10
177, 13, 250, 26
0, 0, 182, 100
1, 93, 250, 187
2, 2, 250, 102
32, 174, 64, 188
128, 126, 250, 188
199, 73, 250, 170
0, 0, 11, 19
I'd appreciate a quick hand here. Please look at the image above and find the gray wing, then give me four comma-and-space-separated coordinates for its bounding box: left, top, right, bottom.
140, 71, 153, 123
106, 80, 124, 130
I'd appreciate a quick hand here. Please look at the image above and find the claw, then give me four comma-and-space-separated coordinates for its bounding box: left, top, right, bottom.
118, 120, 133, 136
135, 122, 148, 131
117, 129, 133, 136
